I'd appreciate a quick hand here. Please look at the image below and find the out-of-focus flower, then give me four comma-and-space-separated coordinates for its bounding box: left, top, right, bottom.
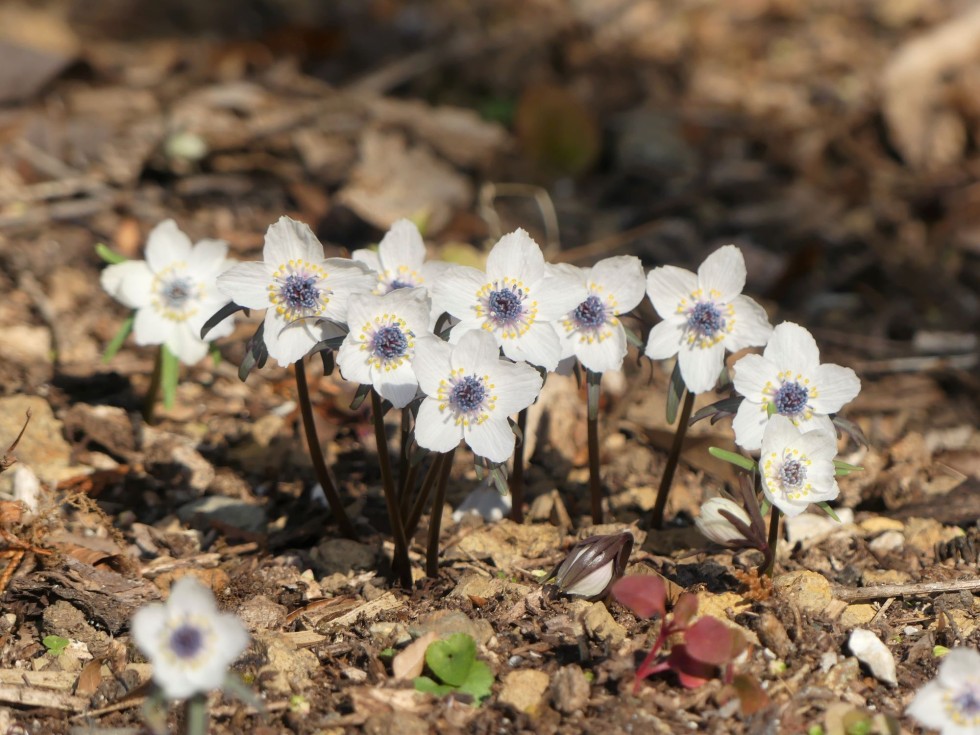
545, 531, 634, 600
695, 497, 752, 546
644, 245, 772, 394
411, 329, 542, 462
336, 288, 431, 408
131, 576, 248, 700
352, 219, 447, 295
759, 415, 839, 517
432, 229, 586, 371
731, 321, 860, 451
216, 216, 373, 366
554, 255, 646, 374
907, 648, 980, 735
100, 220, 235, 364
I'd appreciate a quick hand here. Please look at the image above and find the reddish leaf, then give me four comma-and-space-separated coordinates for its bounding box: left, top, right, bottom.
667, 645, 716, 688
611, 575, 666, 619
671, 593, 699, 628
684, 617, 739, 666
731, 673, 770, 715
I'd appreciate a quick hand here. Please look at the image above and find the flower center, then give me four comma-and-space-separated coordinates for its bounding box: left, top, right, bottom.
269, 259, 328, 322
152, 264, 199, 322
677, 290, 734, 350
371, 325, 409, 360
763, 372, 817, 420
562, 285, 619, 345
389, 279, 414, 290
763, 448, 813, 502
360, 314, 414, 370
774, 381, 809, 416
438, 369, 497, 426
169, 623, 204, 659
158, 615, 215, 669
573, 295, 607, 328
475, 278, 538, 339
779, 459, 807, 489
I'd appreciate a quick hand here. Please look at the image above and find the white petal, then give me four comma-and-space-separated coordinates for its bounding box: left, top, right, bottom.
101, 261, 154, 309
133, 307, 173, 346
130, 604, 168, 660
731, 400, 768, 451
764, 322, 820, 375
760, 415, 801, 455
378, 219, 425, 271
793, 412, 837, 446
678, 343, 724, 394
376, 362, 420, 408
646, 265, 697, 319
167, 324, 209, 365
151, 655, 202, 700
168, 576, 219, 615
335, 338, 373, 386
412, 336, 453, 396
432, 266, 486, 321
575, 323, 628, 374
465, 417, 516, 463
446, 318, 484, 345
188, 239, 229, 275
262, 216, 324, 265
351, 248, 381, 274
383, 286, 433, 330
414, 397, 462, 453
505, 321, 561, 370
264, 311, 319, 366
145, 220, 193, 274
490, 360, 544, 416
906, 681, 949, 730
939, 648, 980, 686
697, 245, 746, 302
451, 329, 501, 373
590, 255, 646, 313
732, 352, 779, 403
188, 298, 236, 342
213, 611, 250, 661
216, 262, 273, 309
345, 293, 377, 333
533, 273, 589, 320
794, 426, 838, 461
485, 229, 544, 283
644, 318, 683, 360
809, 364, 861, 414
726, 295, 772, 351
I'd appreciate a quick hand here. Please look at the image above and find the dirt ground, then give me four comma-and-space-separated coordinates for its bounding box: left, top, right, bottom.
1, 1, 979, 733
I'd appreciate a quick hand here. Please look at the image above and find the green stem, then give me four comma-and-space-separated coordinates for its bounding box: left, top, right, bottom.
765, 504, 781, 577
141, 347, 164, 424
371, 390, 413, 589
586, 369, 603, 523
508, 408, 528, 523
184, 693, 208, 735
294, 359, 358, 540
426, 448, 455, 578
405, 453, 443, 540
649, 389, 696, 529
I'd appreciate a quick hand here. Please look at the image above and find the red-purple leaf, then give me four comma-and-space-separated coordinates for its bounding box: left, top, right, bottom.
684, 617, 738, 666
731, 673, 770, 715
671, 592, 699, 629
612, 575, 666, 619
667, 645, 715, 689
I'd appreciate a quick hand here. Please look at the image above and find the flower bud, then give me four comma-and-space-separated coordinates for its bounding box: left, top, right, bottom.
545, 531, 634, 600
695, 498, 752, 546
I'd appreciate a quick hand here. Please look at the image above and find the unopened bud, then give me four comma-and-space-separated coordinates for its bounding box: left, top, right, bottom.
545, 531, 634, 600
695, 498, 752, 546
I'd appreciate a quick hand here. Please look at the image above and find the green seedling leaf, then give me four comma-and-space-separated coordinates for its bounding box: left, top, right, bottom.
413, 676, 456, 697
816, 502, 841, 522
456, 659, 493, 700
708, 447, 757, 472
43, 635, 69, 656
933, 645, 951, 658
833, 459, 864, 477
95, 243, 127, 264
102, 313, 135, 363
160, 344, 180, 409
426, 633, 476, 687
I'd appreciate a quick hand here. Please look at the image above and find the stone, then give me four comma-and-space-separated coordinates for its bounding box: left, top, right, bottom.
550, 664, 590, 714
868, 531, 904, 554
498, 669, 550, 715
774, 570, 833, 614
783, 509, 854, 545
310, 538, 377, 577
858, 517, 904, 535
177, 495, 266, 532
448, 520, 561, 571
904, 517, 964, 554
237, 595, 287, 633
754, 611, 795, 658
848, 629, 897, 686
694, 591, 759, 645
451, 573, 532, 602
861, 569, 910, 586
255, 633, 320, 695
839, 604, 877, 629
582, 602, 626, 646
364, 712, 429, 735
411, 610, 494, 647
0, 395, 77, 490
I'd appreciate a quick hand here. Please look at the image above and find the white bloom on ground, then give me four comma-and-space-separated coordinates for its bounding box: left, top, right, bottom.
908, 648, 980, 735
695, 497, 752, 546
131, 576, 248, 701
555, 255, 646, 374
335, 287, 431, 408
412, 329, 542, 462
432, 229, 586, 371
731, 321, 861, 451
100, 220, 236, 364
759, 415, 839, 517
644, 245, 772, 394
352, 219, 447, 295
216, 216, 373, 366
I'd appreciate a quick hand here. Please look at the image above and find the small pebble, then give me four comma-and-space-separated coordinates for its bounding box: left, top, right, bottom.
848, 628, 897, 686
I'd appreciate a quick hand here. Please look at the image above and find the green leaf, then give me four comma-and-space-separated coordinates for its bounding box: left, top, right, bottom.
102, 313, 135, 363
413, 676, 456, 697
766, 401, 777, 418
833, 459, 864, 476
426, 633, 476, 687
160, 344, 180, 409
43, 635, 69, 656
457, 660, 494, 701
666, 361, 684, 425
933, 645, 950, 658
623, 326, 644, 349
209, 343, 222, 366
759, 497, 771, 516
816, 502, 841, 523
95, 243, 127, 264
708, 447, 757, 472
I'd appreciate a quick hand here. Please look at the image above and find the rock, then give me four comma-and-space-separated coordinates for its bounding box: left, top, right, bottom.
310, 538, 377, 576
451, 573, 532, 603
0, 395, 76, 490
861, 569, 910, 586
858, 517, 904, 535
448, 520, 561, 571
499, 669, 550, 716
582, 602, 626, 646
177, 495, 266, 532
939, 608, 978, 638
848, 629, 897, 686
42, 601, 109, 650
904, 517, 964, 554
784, 509, 854, 544
237, 595, 287, 633
142, 427, 215, 492
774, 571, 833, 614
823, 656, 860, 690
550, 664, 590, 714
411, 610, 494, 647
255, 633, 320, 695
364, 712, 429, 735
839, 604, 877, 629
754, 611, 795, 658
369, 621, 411, 647
868, 531, 904, 554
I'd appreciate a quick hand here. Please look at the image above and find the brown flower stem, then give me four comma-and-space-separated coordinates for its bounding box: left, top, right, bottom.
396, 409, 411, 505
141, 346, 163, 424
294, 359, 358, 540
586, 369, 604, 523
426, 448, 455, 578
371, 390, 413, 589
765, 504, 781, 577
508, 408, 528, 523
405, 453, 443, 540
649, 389, 696, 529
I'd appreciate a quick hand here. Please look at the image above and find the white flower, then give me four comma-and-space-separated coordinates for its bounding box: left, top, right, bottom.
555, 255, 646, 374
731, 321, 861, 451
352, 219, 447, 295
100, 220, 235, 364
411, 329, 542, 462
644, 245, 772, 394
695, 497, 752, 546
131, 576, 248, 700
216, 216, 373, 366
432, 229, 587, 371
335, 287, 431, 408
907, 648, 980, 735
759, 415, 839, 517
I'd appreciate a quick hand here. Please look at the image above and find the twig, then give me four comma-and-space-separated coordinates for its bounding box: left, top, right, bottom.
833, 578, 980, 602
